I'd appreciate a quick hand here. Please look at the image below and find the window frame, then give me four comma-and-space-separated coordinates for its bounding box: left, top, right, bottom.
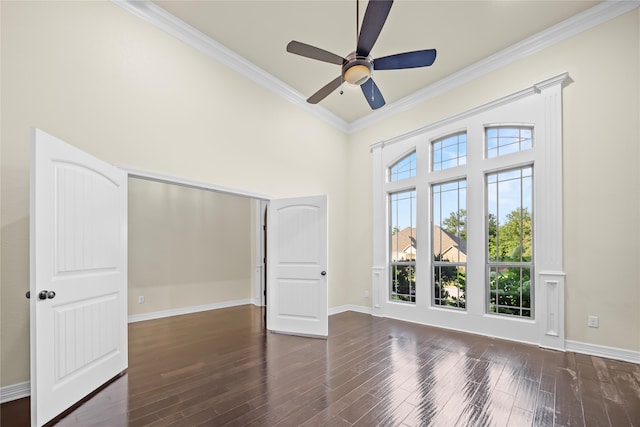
431, 178, 468, 310
389, 151, 417, 182
388, 188, 417, 304
485, 164, 534, 318
431, 131, 467, 171
485, 125, 534, 159
370, 73, 567, 350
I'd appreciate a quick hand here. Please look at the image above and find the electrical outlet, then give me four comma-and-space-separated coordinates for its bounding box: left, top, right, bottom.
138, 295, 145, 304
587, 315, 599, 328
364, 290, 370, 298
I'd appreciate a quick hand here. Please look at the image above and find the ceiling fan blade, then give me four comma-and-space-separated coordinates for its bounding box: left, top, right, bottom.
374, 49, 437, 70
361, 78, 385, 109
307, 75, 344, 104
356, 0, 393, 57
287, 41, 346, 65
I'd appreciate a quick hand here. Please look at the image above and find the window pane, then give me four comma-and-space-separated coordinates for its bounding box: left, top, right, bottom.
487, 167, 532, 262
486, 126, 533, 158
432, 132, 467, 171
432, 179, 466, 309
488, 266, 532, 317
486, 166, 533, 318
390, 190, 416, 303
389, 152, 416, 182
391, 264, 416, 303
433, 264, 466, 309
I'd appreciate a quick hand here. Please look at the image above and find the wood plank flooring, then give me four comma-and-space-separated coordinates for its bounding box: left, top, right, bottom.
2, 305, 639, 426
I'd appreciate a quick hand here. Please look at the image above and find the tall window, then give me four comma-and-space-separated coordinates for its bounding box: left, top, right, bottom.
432, 180, 467, 309
390, 190, 416, 303
373, 74, 565, 347
487, 166, 533, 317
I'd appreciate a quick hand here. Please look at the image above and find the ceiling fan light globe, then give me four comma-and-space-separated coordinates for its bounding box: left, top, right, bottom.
344, 64, 371, 86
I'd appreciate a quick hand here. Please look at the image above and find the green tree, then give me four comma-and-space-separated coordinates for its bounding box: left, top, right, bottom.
442, 209, 466, 240
433, 254, 466, 309
488, 208, 532, 317
487, 213, 498, 259
391, 264, 415, 302
497, 208, 532, 261
489, 267, 531, 316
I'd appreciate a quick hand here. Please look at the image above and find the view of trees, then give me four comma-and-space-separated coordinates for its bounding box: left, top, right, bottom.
488, 208, 532, 262
391, 264, 415, 302
489, 267, 531, 316
442, 208, 467, 241
390, 206, 532, 315
436, 207, 532, 315
390, 226, 416, 302
433, 254, 465, 309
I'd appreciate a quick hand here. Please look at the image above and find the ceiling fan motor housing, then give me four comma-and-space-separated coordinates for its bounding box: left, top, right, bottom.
342, 52, 374, 86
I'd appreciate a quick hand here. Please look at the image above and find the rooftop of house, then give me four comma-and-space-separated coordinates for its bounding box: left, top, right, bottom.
391, 226, 466, 257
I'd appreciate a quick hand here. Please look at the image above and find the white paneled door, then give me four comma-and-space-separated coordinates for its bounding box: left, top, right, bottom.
267, 196, 328, 337
30, 129, 128, 427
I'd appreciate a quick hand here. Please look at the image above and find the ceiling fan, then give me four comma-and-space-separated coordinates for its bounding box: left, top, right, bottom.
286, 0, 437, 110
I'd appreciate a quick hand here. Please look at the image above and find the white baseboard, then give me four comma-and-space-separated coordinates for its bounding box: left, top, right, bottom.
329, 304, 373, 316
566, 340, 640, 365
127, 298, 252, 323
0, 381, 29, 404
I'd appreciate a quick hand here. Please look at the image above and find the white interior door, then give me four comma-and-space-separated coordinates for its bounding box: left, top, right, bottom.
30, 129, 128, 427
267, 195, 328, 337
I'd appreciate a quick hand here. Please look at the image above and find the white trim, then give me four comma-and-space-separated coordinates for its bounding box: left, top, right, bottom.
566, 340, 640, 365
254, 199, 267, 307
127, 299, 252, 323
113, 0, 638, 133
0, 381, 30, 404
537, 272, 566, 351
369, 73, 569, 152
120, 165, 271, 201
111, 0, 348, 133
253, 265, 264, 307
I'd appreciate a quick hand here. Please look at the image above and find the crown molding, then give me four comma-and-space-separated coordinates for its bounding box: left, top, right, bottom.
112, 0, 349, 133
113, 0, 637, 134
349, 0, 639, 133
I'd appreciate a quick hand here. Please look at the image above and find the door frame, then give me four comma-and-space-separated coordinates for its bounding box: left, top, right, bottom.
121, 166, 270, 310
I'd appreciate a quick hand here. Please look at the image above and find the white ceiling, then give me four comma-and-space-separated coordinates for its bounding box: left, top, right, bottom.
150, 0, 600, 124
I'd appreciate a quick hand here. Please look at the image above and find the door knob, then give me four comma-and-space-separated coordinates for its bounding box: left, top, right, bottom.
321, 271, 327, 276
38, 290, 56, 300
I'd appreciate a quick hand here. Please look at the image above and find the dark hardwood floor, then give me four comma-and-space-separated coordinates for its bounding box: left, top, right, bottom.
2, 305, 639, 426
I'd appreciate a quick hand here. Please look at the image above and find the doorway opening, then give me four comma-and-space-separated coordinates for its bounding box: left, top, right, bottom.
125, 171, 268, 325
